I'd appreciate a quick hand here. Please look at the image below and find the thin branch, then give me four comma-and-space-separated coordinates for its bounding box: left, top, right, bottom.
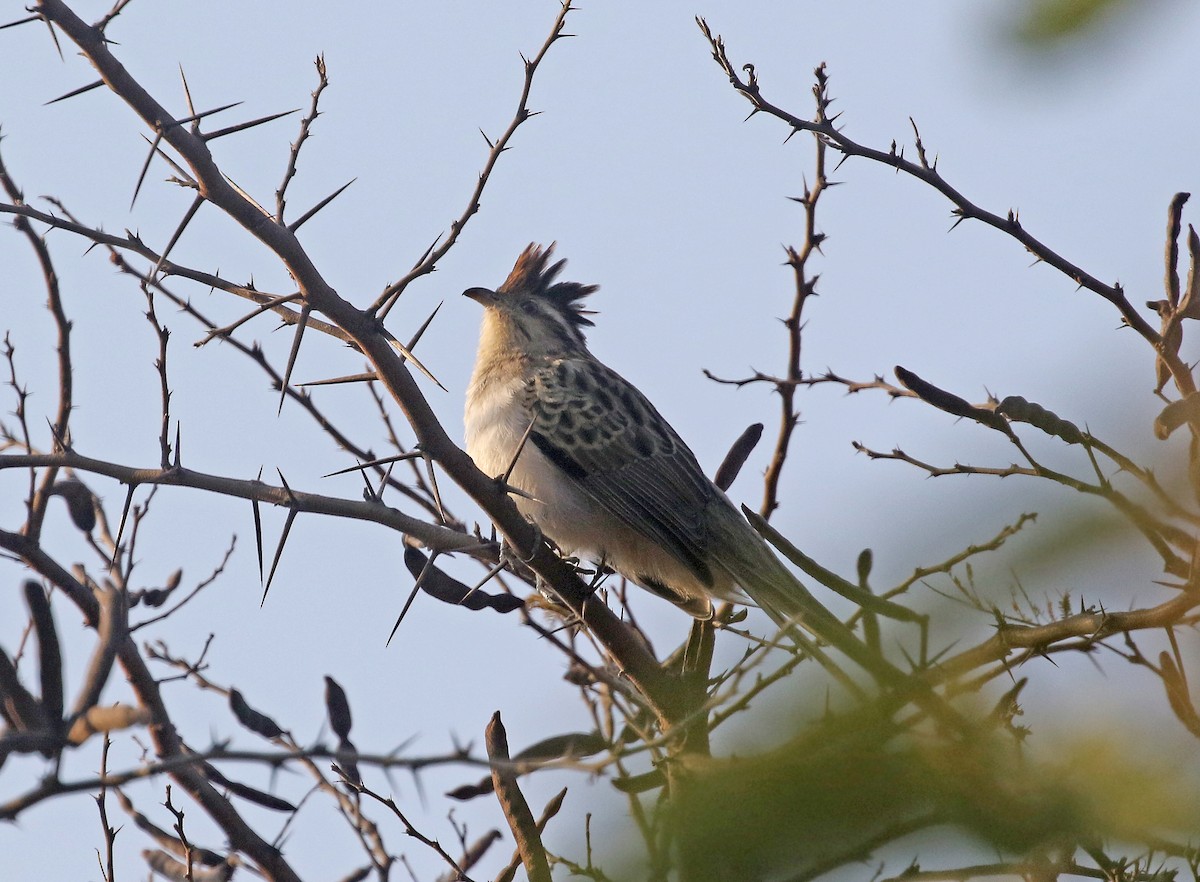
696, 20, 1197, 400
759, 63, 833, 520
0, 146, 72, 542
0, 740, 492, 821
276, 55, 329, 223
352, 781, 477, 882
852, 440, 1191, 577
0, 451, 485, 558
933, 587, 1200, 686
373, 0, 578, 317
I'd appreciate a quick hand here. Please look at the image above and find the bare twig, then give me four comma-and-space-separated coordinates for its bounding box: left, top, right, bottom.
0, 147, 72, 542
759, 64, 834, 520
276, 55, 329, 223
373, 0, 579, 317
696, 19, 1198, 404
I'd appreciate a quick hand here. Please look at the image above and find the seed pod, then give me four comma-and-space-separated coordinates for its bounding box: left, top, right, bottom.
68, 703, 152, 745
228, 688, 284, 739
144, 850, 234, 882
324, 675, 353, 741
404, 547, 525, 614
50, 480, 97, 532
1154, 391, 1200, 440
23, 582, 63, 738
714, 422, 763, 491
611, 768, 666, 794
855, 549, 873, 585
138, 588, 168, 608
448, 731, 607, 800
513, 731, 608, 762
1159, 652, 1200, 736
140, 569, 185, 607
996, 396, 1085, 445
0, 648, 46, 732
894, 366, 1009, 432
334, 735, 362, 786
206, 765, 296, 812
447, 781, 492, 801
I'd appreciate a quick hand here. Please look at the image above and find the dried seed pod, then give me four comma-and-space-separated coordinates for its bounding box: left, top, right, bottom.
1159, 652, 1200, 736
50, 479, 97, 531
228, 688, 284, 739
460, 830, 506, 879
1182, 226, 1200, 319
611, 768, 666, 794
324, 675, 353, 741
71, 585, 126, 721
996, 396, 1085, 445
1153, 391, 1200, 440
894, 366, 1009, 432
448, 731, 607, 800
481, 593, 524, 613
714, 422, 763, 491
404, 547, 525, 614
68, 703, 152, 744
0, 648, 46, 732
334, 735, 362, 786
205, 765, 296, 812
446, 781, 492, 801
139, 568, 186, 607
144, 850, 234, 882
856, 549, 880, 650
855, 549, 873, 585
23, 582, 63, 737
512, 731, 608, 762
137, 588, 168, 608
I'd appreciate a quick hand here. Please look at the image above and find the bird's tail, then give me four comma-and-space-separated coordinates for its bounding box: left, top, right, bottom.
709, 502, 899, 686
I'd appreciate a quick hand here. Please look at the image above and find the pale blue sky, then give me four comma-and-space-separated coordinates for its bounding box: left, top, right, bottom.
2, 2, 1198, 879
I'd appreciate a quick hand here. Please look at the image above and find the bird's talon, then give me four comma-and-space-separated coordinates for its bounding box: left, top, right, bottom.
520, 523, 543, 563
499, 524, 543, 567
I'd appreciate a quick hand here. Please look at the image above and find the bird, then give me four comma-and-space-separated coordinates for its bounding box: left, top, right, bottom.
463, 243, 881, 675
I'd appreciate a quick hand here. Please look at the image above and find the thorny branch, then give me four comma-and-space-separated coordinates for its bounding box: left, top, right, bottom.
697, 19, 1195, 394
1, 4, 686, 879
372, 0, 577, 318
757, 66, 834, 522
0, 149, 72, 543
3, 6, 1200, 882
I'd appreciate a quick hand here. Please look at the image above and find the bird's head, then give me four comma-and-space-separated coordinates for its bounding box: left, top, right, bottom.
465, 243, 598, 359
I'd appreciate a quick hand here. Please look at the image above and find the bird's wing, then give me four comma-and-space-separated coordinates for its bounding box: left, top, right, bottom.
526, 357, 717, 587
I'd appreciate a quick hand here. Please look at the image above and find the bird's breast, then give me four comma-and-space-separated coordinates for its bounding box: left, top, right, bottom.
464, 371, 611, 550
464, 373, 529, 479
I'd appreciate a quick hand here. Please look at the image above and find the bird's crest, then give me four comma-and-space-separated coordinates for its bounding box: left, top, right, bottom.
499, 243, 598, 329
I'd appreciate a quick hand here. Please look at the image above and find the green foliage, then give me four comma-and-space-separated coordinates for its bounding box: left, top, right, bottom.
671, 709, 1196, 881
1013, 0, 1141, 45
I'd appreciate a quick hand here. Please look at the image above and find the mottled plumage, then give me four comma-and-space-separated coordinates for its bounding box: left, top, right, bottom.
528, 356, 720, 593
464, 244, 870, 658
